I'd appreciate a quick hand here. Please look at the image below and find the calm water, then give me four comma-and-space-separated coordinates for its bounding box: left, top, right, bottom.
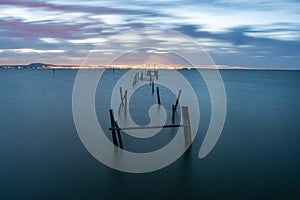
0, 69, 299, 199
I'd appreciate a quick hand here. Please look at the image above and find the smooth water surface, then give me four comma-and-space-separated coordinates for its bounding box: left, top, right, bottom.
0, 69, 299, 199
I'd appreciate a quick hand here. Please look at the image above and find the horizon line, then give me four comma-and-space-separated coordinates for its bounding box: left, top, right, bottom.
0, 63, 299, 71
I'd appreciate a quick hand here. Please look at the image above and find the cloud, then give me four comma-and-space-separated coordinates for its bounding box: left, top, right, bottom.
245, 31, 300, 41
39, 37, 61, 44
67, 38, 106, 44
2, 48, 65, 53
175, 24, 300, 68
0, 19, 84, 39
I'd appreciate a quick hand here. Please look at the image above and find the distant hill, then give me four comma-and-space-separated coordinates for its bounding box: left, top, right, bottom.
27, 63, 52, 68
0, 63, 55, 69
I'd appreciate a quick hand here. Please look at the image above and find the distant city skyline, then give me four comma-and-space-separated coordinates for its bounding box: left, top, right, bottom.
0, 0, 299, 69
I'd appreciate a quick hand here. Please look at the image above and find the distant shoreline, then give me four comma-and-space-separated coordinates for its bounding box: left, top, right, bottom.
0, 63, 299, 71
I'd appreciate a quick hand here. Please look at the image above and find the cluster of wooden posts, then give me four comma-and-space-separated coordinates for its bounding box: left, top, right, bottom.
109, 69, 191, 148
132, 69, 158, 87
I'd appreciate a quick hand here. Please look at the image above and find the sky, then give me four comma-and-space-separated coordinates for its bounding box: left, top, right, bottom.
0, 0, 299, 69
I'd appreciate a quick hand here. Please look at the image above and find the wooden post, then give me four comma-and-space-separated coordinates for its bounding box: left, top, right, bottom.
124, 90, 127, 113
172, 104, 175, 124
156, 87, 161, 105
171, 90, 182, 124
174, 90, 182, 110
182, 106, 191, 147
109, 109, 118, 146
149, 73, 153, 85
133, 73, 138, 87
119, 87, 123, 102
151, 81, 154, 94
115, 121, 123, 148
118, 87, 127, 114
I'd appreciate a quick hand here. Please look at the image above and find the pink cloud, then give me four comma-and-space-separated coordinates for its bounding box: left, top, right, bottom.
0, 0, 74, 11
0, 20, 84, 38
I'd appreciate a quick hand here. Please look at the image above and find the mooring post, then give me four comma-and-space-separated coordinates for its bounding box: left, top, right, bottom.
174, 90, 182, 110
171, 90, 182, 124
141, 71, 143, 80
120, 87, 123, 100
109, 109, 118, 146
151, 81, 154, 94
133, 73, 138, 87
149, 74, 153, 85
172, 104, 175, 124
115, 121, 123, 149
124, 90, 127, 113
156, 87, 161, 105
118, 87, 127, 114
182, 106, 192, 147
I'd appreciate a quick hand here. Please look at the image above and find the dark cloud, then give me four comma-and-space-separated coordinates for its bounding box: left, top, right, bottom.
175, 24, 300, 68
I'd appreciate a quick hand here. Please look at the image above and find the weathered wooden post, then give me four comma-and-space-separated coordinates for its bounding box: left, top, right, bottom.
174, 90, 182, 110
151, 81, 154, 94
149, 73, 153, 85
172, 104, 175, 124
109, 109, 123, 148
118, 87, 128, 114
115, 121, 123, 148
171, 90, 181, 124
124, 90, 127, 113
132, 73, 139, 87
109, 109, 118, 146
182, 106, 192, 147
156, 87, 161, 105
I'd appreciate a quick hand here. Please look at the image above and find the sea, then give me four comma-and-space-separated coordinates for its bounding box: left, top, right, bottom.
0, 68, 299, 199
